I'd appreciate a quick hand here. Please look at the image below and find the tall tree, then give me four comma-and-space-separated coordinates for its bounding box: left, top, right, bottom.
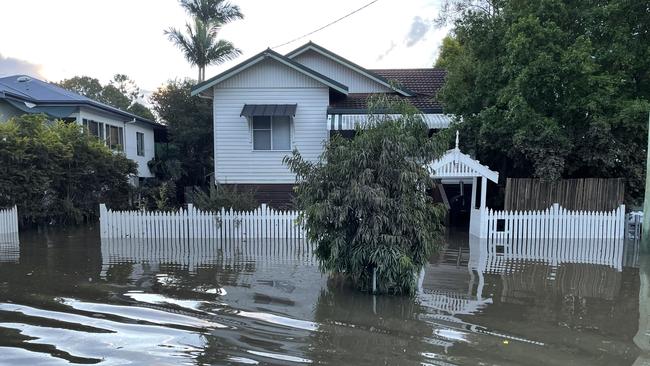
166, 0, 243, 81
150, 79, 213, 187
435, 0, 650, 204
57, 75, 155, 120
179, 0, 243, 24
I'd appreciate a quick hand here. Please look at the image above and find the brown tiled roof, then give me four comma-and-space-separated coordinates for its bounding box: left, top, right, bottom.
328, 68, 447, 113
329, 93, 443, 113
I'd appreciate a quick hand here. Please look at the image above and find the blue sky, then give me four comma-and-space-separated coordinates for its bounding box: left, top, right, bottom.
0, 0, 448, 91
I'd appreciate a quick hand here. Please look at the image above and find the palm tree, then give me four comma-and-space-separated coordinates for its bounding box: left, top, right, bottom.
166, 18, 241, 82
178, 0, 243, 25
166, 0, 243, 82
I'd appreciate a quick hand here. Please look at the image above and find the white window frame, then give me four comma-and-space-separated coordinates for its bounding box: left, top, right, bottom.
250, 116, 293, 152
105, 124, 124, 152
82, 118, 105, 139
136, 132, 145, 156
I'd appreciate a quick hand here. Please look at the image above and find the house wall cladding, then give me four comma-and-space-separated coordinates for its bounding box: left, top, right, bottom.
214, 60, 329, 184
504, 178, 625, 212
76, 107, 155, 178
291, 50, 393, 94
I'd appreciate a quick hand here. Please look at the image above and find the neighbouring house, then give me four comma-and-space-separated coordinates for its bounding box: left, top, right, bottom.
0, 75, 165, 180
192, 42, 462, 208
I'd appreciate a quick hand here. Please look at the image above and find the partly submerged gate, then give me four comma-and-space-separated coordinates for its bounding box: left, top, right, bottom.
429, 132, 499, 238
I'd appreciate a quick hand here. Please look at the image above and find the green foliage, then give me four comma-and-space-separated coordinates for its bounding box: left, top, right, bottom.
0, 114, 136, 226
179, 0, 244, 25
192, 184, 258, 211
438, 0, 650, 204
285, 99, 448, 295
434, 36, 462, 69
166, 0, 243, 81
150, 79, 213, 187
57, 74, 155, 121
155, 180, 178, 211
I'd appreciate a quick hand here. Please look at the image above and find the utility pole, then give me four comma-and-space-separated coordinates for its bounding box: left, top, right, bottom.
641, 112, 650, 253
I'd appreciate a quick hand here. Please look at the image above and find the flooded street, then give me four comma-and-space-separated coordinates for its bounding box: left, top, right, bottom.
0, 227, 646, 365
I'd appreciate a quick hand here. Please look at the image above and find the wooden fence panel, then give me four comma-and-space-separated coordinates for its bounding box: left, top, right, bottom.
505, 178, 625, 211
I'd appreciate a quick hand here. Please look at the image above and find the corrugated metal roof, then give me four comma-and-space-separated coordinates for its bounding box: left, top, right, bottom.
240, 104, 297, 117
0, 75, 164, 128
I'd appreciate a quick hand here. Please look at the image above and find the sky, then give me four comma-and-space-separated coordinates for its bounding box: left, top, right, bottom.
0, 0, 449, 93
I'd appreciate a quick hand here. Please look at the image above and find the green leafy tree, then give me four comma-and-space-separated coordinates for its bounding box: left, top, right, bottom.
57, 75, 155, 121
179, 0, 243, 24
434, 36, 462, 69
0, 114, 136, 226
285, 99, 448, 295
150, 79, 213, 187
436, 0, 650, 203
166, 0, 243, 81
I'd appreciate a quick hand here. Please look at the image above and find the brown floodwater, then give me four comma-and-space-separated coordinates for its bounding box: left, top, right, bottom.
0, 227, 647, 365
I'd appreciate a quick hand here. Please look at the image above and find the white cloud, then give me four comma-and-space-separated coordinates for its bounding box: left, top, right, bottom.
405, 16, 432, 47
0, 54, 45, 78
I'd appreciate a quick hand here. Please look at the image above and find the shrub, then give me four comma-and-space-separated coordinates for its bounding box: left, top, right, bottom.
0, 114, 137, 226
285, 99, 448, 294
192, 184, 258, 211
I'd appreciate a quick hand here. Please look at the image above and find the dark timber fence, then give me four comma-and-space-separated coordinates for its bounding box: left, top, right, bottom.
504, 178, 624, 212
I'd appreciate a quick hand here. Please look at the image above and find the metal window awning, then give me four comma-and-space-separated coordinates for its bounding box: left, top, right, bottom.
240, 104, 297, 117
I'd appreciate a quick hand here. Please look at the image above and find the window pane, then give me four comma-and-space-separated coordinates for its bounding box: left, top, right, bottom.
136, 132, 144, 156
89, 121, 99, 137
253, 130, 271, 150
272, 117, 291, 150
253, 116, 271, 129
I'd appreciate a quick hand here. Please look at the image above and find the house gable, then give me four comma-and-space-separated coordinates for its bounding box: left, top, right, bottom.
191, 49, 349, 96
215, 59, 327, 89
286, 42, 414, 96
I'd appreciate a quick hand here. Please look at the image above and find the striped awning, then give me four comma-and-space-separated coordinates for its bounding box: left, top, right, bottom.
327, 113, 453, 131
240, 104, 297, 117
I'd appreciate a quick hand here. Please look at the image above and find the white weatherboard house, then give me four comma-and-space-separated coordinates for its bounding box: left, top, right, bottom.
192, 42, 467, 207
0, 75, 164, 179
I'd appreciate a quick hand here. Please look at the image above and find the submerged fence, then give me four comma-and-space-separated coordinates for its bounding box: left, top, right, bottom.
100, 204, 306, 240
0, 206, 18, 238
484, 203, 625, 242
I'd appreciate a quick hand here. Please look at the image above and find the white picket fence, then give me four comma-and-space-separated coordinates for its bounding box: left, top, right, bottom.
100, 204, 305, 240
0, 206, 19, 238
484, 203, 625, 242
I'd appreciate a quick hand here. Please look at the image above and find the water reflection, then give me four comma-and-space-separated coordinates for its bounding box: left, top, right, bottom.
0, 232, 19, 264
0, 227, 646, 365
